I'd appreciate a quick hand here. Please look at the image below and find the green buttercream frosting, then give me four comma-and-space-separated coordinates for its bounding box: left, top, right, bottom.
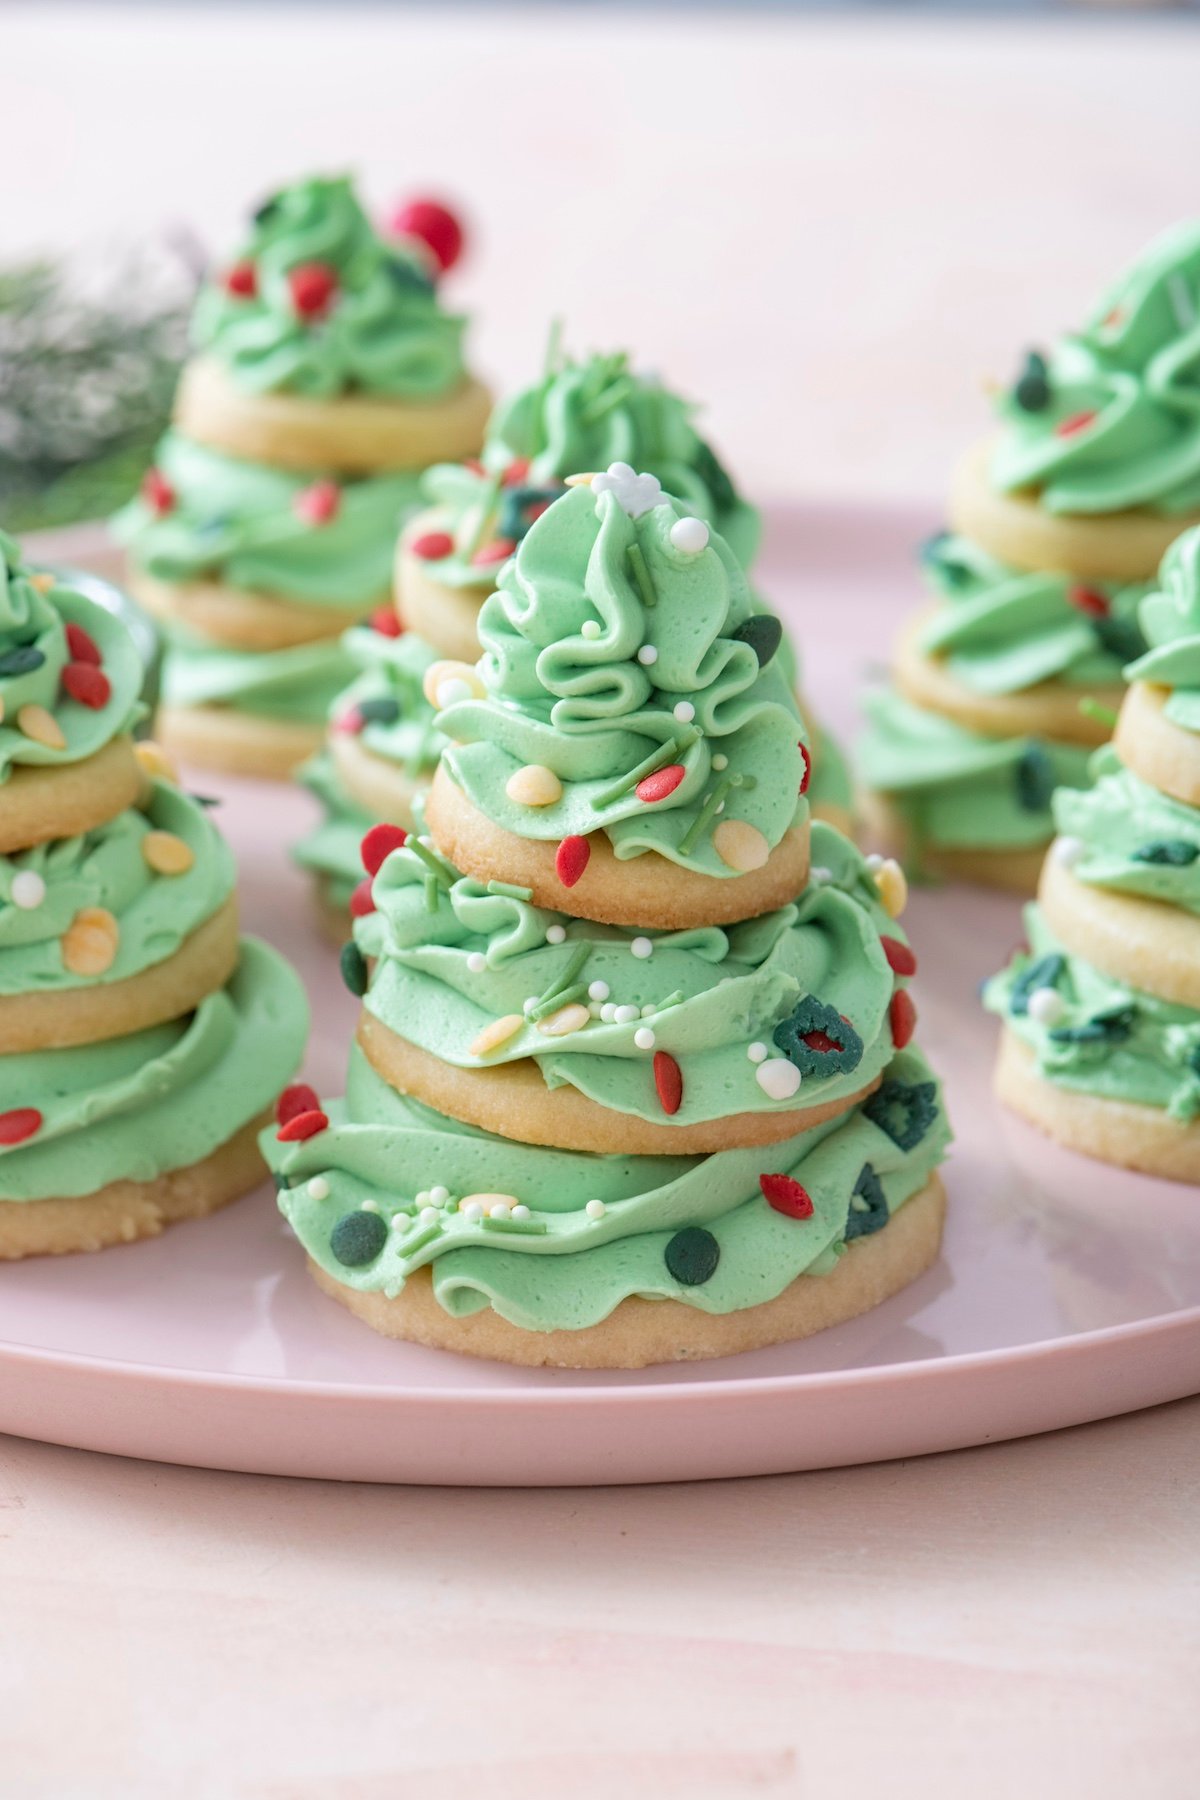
0, 938, 308, 1201
917, 531, 1149, 694
355, 821, 908, 1129
990, 219, 1200, 515
294, 748, 374, 912
0, 780, 235, 994
417, 349, 760, 586
1054, 746, 1200, 916
112, 431, 419, 609
984, 908, 1200, 1122
0, 531, 142, 780
1126, 524, 1200, 734
265, 1043, 948, 1331
438, 480, 807, 875
191, 174, 466, 399
160, 622, 355, 725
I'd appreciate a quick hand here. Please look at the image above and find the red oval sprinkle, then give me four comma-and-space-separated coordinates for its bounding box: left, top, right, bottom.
881, 935, 917, 977
760, 1172, 814, 1220
635, 763, 686, 804
361, 823, 409, 876
141, 468, 175, 516
502, 457, 531, 487
653, 1050, 683, 1116
62, 663, 111, 709
225, 260, 257, 299
332, 708, 365, 736
1056, 410, 1097, 438
799, 742, 812, 796
349, 878, 377, 919
294, 480, 340, 525
65, 622, 102, 666
288, 261, 338, 319
370, 606, 403, 638
463, 458, 486, 476
1067, 585, 1110, 619
411, 530, 454, 562
0, 1106, 42, 1146
470, 538, 516, 568
276, 1083, 321, 1126
890, 988, 917, 1049
555, 835, 591, 888
277, 1108, 329, 1143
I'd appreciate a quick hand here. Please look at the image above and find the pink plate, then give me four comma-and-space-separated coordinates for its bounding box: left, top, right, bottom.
1, 507, 1197, 1486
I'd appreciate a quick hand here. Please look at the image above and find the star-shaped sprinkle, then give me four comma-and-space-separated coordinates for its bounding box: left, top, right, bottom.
592, 462, 663, 519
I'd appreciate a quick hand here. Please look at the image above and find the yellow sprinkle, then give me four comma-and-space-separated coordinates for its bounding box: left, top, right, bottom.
141, 830, 195, 875
459, 1193, 520, 1218
62, 906, 119, 976
874, 857, 908, 920
17, 705, 65, 751
713, 818, 770, 873
135, 740, 179, 784
468, 1013, 525, 1058
536, 1002, 591, 1038
421, 659, 485, 708
504, 763, 563, 808
29, 573, 56, 594
564, 472, 598, 488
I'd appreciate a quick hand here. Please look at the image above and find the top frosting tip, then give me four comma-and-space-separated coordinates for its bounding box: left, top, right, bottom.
190, 173, 467, 400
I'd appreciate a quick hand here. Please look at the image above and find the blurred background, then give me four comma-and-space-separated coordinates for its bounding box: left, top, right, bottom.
1, 0, 1196, 531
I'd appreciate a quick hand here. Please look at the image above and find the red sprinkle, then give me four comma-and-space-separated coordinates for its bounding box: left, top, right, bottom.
62, 663, 111, 709
463, 458, 486, 476
288, 262, 338, 319
527, 499, 553, 523
881, 935, 917, 977
387, 197, 464, 274
760, 1172, 814, 1220
1056, 410, 1097, 438
1067, 584, 1110, 619
225, 260, 257, 299
370, 607, 404, 638
470, 538, 516, 568
411, 530, 455, 562
276, 1083, 321, 1126
635, 763, 686, 804
502, 457, 531, 487
890, 988, 917, 1049
141, 468, 175, 516
333, 707, 365, 736
361, 822, 408, 875
556, 835, 591, 888
276, 1108, 329, 1143
653, 1050, 683, 1116
349, 877, 377, 919
0, 1107, 42, 1146
65, 622, 102, 666
799, 742, 811, 796
294, 480, 341, 525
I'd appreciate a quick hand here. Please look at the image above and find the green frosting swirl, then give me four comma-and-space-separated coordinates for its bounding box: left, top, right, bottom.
1054, 746, 1200, 916
439, 482, 807, 875
0, 780, 235, 994
984, 908, 1200, 1122
990, 219, 1200, 515
0, 938, 308, 1201
355, 822, 907, 1128
0, 532, 142, 781
265, 1043, 948, 1331
1126, 524, 1200, 734
191, 174, 466, 399
161, 622, 355, 726
917, 531, 1149, 693
112, 432, 419, 609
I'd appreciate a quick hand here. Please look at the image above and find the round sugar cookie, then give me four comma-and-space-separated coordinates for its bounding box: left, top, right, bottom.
329, 729, 426, 829
395, 518, 490, 663
356, 1009, 880, 1157
861, 792, 1046, 897
157, 705, 324, 781
0, 736, 143, 855
0, 1112, 271, 1261
1113, 682, 1200, 808
1038, 853, 1200, 1011
174, 356, 492, 476
304, 1174, 946, 1369
995, 1028, 1200, 1184
948, 438, 1197, 583
130, 568, 362, 653
425, 765, 811, 931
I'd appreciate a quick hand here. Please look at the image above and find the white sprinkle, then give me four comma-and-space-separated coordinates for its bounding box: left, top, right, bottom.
670, 516, 710, 554
631, 936, 653, 960
588, 979, 610, 1001
756, 1059, 802, 1100
461, 1201, 485, 1223
490, 1203, 512, 1223
467, 952, 486, 973
429, 1185, 450, 1205
581, 620, 601, 640
392, 1212, 412, 1231
747, 1041, 768, 1064
673, 701, 696, 723
586, 1199, 607, 1220
546, 924, 566, 945
634, 1027, 656, 1050
436, 677, 474, 708
419, 1206, 441, 1227
614, 1003, 640, 1024
523, 996, 538, 1014
512, 1205, 531, 1222
865, 853, 884, 872
637, 644, 658, 666
641, 1003, 656, 1017
711, 754, 728, 771
415, 1190, 430, 1207
10, 871, 46, 910
361, 1199, 380, 1213
1054, 836, 1085, 869
1028, 988, 1066, 1027
809, 866, 834, 886
601, 1002, 617, 1023
307, 1176, 330, 1201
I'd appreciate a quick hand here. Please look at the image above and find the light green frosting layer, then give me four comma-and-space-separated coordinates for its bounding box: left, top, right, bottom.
0, 938, 308, 1201
355, 821, 908, 1129
294, 748, 375, 911
161, 623, 355, 725
112, 432, 419, 609
0, 780, 235, 994
1054, 746, 1200, 916
0, 532, 142, 781
990, 219, 1200, 515
984, 907, 1200, 1122
439, 482, 807, 875
266, 1043, 948, 1332
191, 174, 466, 399
1126, 525, 1200, 734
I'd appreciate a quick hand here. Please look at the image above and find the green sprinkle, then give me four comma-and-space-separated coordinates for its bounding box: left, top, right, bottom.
582, 375, 635, 425
486, 879, 535, 901
679, 771, 755, 856
406, 838, 454, 887
591, 729, 699, 810
529, 982, 590, 1022
1078, 696, 1119, 729
395, 1222, 441, 1256
424, 874, 439, 913
339, 940, 368, 997
627, 541, 658, 609
483, 1214, 548, 1235
532, 942, 591, 1012
462, 475, 504, 560
650, 989, 686, 1012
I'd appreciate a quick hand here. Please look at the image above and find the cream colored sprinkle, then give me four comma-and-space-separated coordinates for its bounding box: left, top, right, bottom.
536, 1002, 591, 1038
468, 1013, 525, 1057
29, 573, 56, 594
62, 906, 119, 976
422, 659, 484, 708
141, 831, 195, 876
17, 704, 65, 751
135, 740, 179, 784
713, 818, 770, 873
461, 1192, 520, 1218
564, 472, 598, 488
874, 857, 909, 920
505, 763, 563, 808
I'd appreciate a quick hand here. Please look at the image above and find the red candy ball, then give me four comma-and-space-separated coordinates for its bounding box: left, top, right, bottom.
141, 468, 175, 516
1067, 585, 1110, 619
225, 260, 258, 299
276, 1083, 321, 1126
388, 197, 465, 274
288, 262, 338, 319
370, 607, 404, 638
349, 878, 377, 919
62, 663, 111, 709
361, 822, 408, 876
294, 480, 341, 525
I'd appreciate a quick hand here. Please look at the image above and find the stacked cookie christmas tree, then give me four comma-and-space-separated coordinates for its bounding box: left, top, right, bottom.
0, 533, 308, 1258
985, 526, 1200, 1181
113, 174, 487, 779
294, 344, 854, 935
266, 469, 948, 1368
859, 219, 1200, 892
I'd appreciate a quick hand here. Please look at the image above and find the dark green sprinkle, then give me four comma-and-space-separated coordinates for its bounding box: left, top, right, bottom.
330, 1209, 388, 1268
773, 995, 865, 1076
1131, 840, 1199, 867
844, 1163, 888, 1242
1092, 614, 1147, 663
692, 441, 737, 513
664, 1226, 720, 1287
1188, 1044, 1200, 1078
732, 614, 783, 668
251, 192, 281, 226
1010, 952, 1065, 1016
386, 256, 435, 296
356, 695, 401, 726
918, 531, 969, 589
1050, 1004, 1136, 1046
0, 645, 45, 677
272, 1172, 292, 1195
190, 793, 222, 809
1013, 349, 1051, 412
863, 1079, 939, 1152
1015, 743, 1055, 813
339, 940, 368, 997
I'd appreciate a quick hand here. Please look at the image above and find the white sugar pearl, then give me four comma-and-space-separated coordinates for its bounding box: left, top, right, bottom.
1054, 836, 1085, 868
634, 1027, 655, 1050
810, 866, 833, 886
637, 645, 658, 666
1028, 988, 1066, 1026
392, 1213, 412, 1231
601, 1003, 617, 1022
711, 753, 728, 771
670, 516, 709, 554
546, 924, 566, 945
523, 996, 538, 1013
490, 1203, 512, 1223
429, 1185, 450, 1205
415, 1190, 430, 1206
436, 677, 474, 708
10, 871, 46, 910
641, 1003, 656, 1017
586, 1200, 607, 1220
747, 1042, 768, 1064
756, 1059, 802, 1100
673, 701, 696, 724
361, 1199, 380, 1212
588, 980, 610, 1001
419, 1207, 441, 1227
581, 620, 601, 640
512, 1205, 531, 1222
307, 1176, 330, 1201
614, 1004, 640, 1024
631, 936, 653, 959
460, 1201, 484, 1223
467, 952, 486, 973
865, 853, 884, 872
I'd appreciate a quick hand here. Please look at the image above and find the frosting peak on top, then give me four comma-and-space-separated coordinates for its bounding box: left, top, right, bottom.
1126, 524, 1200, 732
191, 174, 467, 400
989, 219, 1200, 517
